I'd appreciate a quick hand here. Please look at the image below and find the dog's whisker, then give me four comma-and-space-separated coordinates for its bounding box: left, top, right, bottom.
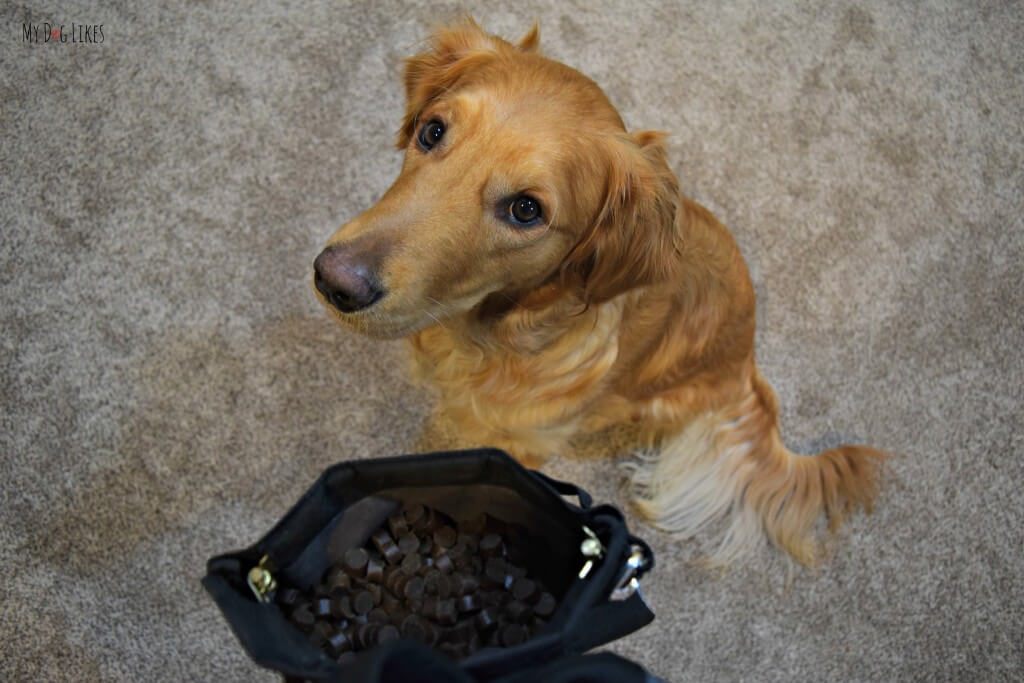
425, 295, 449, 310
422, 298, 449, 329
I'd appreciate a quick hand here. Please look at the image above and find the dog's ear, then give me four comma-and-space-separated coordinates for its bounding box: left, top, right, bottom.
396, 19, 499, 148
561, 131, 681, 304
517, 22, 541, 53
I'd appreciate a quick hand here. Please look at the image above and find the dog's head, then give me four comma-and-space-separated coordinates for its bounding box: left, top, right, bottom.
314, 19, 680, 338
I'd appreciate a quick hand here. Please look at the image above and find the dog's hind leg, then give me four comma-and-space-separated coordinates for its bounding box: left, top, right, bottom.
625, 366, 886, 565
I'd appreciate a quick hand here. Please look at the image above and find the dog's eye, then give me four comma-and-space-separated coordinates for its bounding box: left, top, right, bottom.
417, 119, 445, 151
508, 196, 542, 225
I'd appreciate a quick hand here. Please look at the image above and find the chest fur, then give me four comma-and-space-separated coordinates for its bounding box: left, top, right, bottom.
406, 298, 626, 430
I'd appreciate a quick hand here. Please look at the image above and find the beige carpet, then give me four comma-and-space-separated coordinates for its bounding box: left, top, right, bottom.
2, 1, 1022, 680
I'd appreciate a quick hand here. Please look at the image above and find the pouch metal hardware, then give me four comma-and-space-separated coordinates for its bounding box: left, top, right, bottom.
609, 545, 647, 601
247, 554, 277, 603
578, 525, 604, 579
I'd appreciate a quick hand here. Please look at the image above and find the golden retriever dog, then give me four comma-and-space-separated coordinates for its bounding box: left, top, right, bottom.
313, 19, 885, 565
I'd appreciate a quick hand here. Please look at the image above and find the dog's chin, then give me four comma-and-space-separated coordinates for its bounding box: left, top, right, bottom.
320, 303, 443, 340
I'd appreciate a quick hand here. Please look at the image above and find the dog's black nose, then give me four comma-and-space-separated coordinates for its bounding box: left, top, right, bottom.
313, 245, 385, 313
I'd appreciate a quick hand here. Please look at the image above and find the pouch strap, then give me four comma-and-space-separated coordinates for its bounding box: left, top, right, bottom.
528, 470, 593, 509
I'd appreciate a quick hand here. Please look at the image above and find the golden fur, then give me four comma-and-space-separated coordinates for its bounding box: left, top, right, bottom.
314, 20, 885, 565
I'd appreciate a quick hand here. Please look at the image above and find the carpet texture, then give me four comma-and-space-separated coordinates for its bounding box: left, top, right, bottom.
2, 1, 1022, 681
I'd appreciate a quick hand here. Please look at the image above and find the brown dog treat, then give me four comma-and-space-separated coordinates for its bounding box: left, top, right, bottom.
483, 557, 508, 588
385, 569, 410, 596
455, 532, 479, 552
403, 503, 425, 528
433, 525, 457, 548
397, 533, 420, 556
480, 589, 508, 608
458, 514, 487, 536
420, 596, 439, 620
376, 624, 400, 644
291, 604, 315, 631
381, 590, 402, 614
329, 585, 350, 605
343, 547, 369, 578
448, 540, 468, 559
326, 628, 354, 657
403, 576, 426, 601
354, 623, 379, 649
371, 528, 396, 554
478, 533, 503, 558
511, 578, 539, 604
312, 597, 333, 619
327, 567, 352, 592
421, 569, 441, 595
533, 592, 556, 619
400, 552, 422, 576
455, 573, 479, 596
504, 600, 532, 623
500, 623, 529, 647
452, 549, 475, 573
474, 607, 499, 632
445, 627, 476, 659
368, 607, 390, 624
449, 619, 476, 638
366, 555, 385, 583
404, 614, 440, 646
430, 573, 451, 599
419, 506, 439, 532
506, 563, 528, 581
399, 614, 428, 642
332, 595, 356, 620
457, 593, 482, 613
435, 598, 458, 626
358, 581, 382, 605
380, 542, 403, 566
433, 553, 455, 575
309, 620, 333, 647
388, 513, 410, 539
352, 590, 375, 616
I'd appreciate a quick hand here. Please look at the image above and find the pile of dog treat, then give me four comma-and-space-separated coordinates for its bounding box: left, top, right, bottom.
277, 503, 558, 663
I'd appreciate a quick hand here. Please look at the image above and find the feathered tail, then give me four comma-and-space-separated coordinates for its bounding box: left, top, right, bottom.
625, 367, 886, 565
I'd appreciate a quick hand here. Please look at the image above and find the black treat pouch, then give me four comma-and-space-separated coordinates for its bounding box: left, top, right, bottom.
203, 449, 658, 682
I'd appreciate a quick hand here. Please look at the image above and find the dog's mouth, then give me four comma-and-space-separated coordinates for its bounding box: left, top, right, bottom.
312, 274, 447, 340
312, 244, 501, 339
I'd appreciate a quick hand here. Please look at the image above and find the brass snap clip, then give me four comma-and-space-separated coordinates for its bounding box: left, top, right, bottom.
247, 554, 278, 603
609, 545, 647, 601
578, 526, 605, 579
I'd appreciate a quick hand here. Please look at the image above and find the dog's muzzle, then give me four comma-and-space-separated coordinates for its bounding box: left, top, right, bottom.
313, 244, 385, 313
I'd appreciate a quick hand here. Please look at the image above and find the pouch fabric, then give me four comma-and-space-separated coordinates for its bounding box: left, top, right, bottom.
203, 449, 658, 681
